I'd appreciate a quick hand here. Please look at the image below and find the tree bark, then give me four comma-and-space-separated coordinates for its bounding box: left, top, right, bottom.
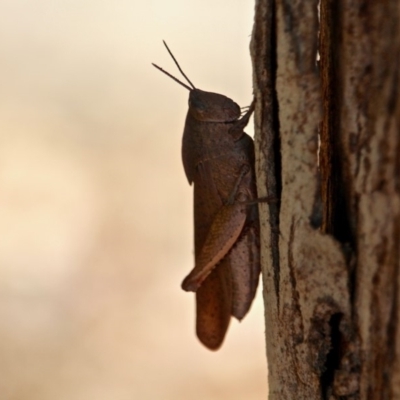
250, 1, 400, 399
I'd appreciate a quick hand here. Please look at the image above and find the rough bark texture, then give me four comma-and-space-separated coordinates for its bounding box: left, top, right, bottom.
250, 0, 400, 399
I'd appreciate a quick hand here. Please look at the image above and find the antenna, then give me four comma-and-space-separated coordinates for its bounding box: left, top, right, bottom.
162, 41, 196, 89
152, 41, 196, 91
152, 63, 193, 91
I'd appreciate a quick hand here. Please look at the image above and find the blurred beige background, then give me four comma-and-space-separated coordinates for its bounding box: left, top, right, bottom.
0, 1, 267, 399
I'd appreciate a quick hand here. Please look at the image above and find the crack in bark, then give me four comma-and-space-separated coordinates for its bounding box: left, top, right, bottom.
320, 313, 343, 399
320, 0, 355, 248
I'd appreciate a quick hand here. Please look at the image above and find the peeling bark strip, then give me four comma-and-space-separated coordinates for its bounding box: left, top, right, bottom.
251, 0, 281, 302
251, 0, 400, 399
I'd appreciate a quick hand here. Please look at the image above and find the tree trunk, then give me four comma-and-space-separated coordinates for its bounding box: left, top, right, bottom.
250, 1, 400, 398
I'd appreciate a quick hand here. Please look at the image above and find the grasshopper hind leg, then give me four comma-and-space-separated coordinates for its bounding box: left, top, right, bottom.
196, 258, 232, 350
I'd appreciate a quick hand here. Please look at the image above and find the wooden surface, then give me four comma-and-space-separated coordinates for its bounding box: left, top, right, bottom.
251, 0, 400, 398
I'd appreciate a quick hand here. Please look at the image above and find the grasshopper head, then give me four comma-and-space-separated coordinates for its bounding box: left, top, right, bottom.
188, 89, 241, 123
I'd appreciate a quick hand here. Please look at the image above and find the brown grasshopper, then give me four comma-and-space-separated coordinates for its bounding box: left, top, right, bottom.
153, 42, 260, 350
